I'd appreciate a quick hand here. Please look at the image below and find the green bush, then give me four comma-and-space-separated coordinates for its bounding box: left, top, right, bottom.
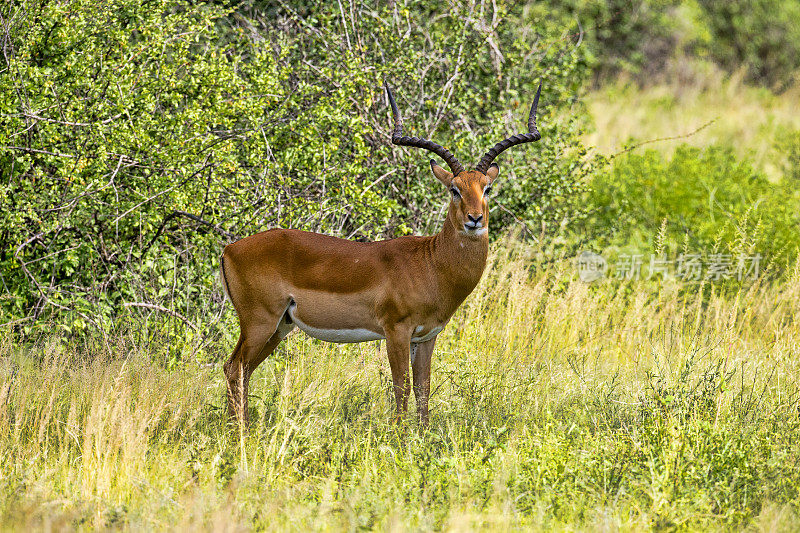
532, 0, 800, 91
531, 0, 683, 84
698, 0, 800, 91
583, 144, 799, 272
0, 0, 596, 334
777, 128, 800, 184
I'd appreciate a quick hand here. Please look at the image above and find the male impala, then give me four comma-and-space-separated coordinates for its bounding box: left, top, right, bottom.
220, 82, 543, 425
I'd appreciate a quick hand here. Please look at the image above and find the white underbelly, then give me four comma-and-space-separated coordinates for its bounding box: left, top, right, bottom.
288, 305, 384, 343
299, 324, 385, 343
287, 303, 443, 344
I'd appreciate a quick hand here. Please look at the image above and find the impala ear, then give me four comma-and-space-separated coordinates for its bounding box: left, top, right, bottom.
430, 160, 453, 186
485, 163, 499, 182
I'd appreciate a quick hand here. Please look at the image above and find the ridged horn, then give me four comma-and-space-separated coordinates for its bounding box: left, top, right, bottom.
475, 82, 543, 174
385, 81, 465, 176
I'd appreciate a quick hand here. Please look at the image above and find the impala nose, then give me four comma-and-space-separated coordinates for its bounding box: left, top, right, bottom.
464, 213, 484, 231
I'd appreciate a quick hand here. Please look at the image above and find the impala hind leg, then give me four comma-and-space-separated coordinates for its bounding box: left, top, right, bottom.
224, 328, 272, 424
412, 336, 437, 428
225, 311, 294, 424
385, 327, 413, 422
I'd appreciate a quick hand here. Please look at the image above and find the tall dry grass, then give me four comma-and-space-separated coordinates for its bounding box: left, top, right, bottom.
1, 238, 799, 530
585, 71, 800, 180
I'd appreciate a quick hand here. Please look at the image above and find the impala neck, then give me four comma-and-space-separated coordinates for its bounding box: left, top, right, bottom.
431, 213, 489, 294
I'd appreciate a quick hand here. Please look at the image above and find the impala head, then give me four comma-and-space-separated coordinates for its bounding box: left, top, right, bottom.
429, 162, 497, 236
385, 81, 543, 238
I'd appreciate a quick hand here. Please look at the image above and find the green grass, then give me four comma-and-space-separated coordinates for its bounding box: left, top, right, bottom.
2, 241, 800, 530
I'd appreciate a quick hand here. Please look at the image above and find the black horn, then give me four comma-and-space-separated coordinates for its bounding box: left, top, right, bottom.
385, 81, 465, 176
475, 82, 543, 174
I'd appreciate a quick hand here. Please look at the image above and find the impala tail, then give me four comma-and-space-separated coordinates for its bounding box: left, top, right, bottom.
219, 253, 234, 307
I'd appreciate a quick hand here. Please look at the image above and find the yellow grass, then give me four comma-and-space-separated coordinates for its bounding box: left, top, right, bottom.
585, 70, 800, 180
1, 239, 799, 530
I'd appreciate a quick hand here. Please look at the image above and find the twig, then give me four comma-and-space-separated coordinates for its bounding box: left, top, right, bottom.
17, 111, 123, 127
172, 211, 238, 240
611, 118, 717, 158
142, 210, 237, 257
492, 200, 539, 243
4, 145, 76, 158
122, 302, 199, 332
111, 158, 213, 225
0, 316, 33, 328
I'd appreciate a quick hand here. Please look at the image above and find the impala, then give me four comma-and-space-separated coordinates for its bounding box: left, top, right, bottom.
220, 81, 543, 425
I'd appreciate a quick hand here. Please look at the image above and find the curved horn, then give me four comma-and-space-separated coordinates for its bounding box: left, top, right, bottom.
475, 82, 543, 174
385, 81, 465, 176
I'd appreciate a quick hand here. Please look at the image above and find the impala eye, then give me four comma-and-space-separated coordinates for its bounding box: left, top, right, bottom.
450, 187, 461, 200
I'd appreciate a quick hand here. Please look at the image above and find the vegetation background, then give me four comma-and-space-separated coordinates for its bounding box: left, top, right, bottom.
1, 0, 799, 530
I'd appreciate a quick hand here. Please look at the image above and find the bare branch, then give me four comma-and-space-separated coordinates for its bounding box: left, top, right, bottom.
611, 119, 718, 158
18, 111, 124, 127
172, 211, 238, 240
123, 302, 199, 332
4, 145, 76, 158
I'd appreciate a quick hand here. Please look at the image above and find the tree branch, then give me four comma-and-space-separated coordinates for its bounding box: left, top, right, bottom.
122, 302, 199, 332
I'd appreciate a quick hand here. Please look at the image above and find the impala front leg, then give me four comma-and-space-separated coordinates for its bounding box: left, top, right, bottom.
412, 336, 437, 427
384, 326, 413, 421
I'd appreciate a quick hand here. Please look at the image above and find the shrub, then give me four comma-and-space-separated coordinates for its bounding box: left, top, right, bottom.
582, 144, 799, 272
697, 0, 800, 91
0, 0, 595, 334
530, 0, 684, 84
